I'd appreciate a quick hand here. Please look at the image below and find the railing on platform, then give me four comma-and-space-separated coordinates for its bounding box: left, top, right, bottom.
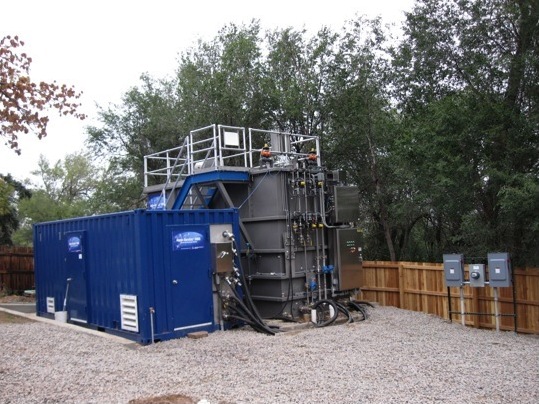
143, 124, 322, 188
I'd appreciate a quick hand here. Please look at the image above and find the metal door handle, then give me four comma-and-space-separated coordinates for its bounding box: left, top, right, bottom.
172, 280, 178, 285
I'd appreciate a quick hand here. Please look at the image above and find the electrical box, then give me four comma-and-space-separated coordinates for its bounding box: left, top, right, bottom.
329, 228, 363, 291
443, 254, 464, 287
330, 186, 359, 224
469, 264, 485, 287
212, 243, 234, 273
488, 252, 512, 287
210, 224, 234, 274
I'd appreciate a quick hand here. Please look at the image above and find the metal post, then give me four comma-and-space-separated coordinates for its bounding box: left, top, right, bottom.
447, 287, 452, 323
149, 307, 155, 344
512, 271, 518, 333
493, 287, 500, 332
459, 286, 465, 326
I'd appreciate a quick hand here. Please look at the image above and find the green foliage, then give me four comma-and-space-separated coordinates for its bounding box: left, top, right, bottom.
0, 174, 31, 245
13, 152, 143, 246
392, 0, 539, 265
83, 4, 539, 265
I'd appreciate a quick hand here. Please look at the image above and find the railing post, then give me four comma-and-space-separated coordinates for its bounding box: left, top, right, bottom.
143, 156, 148, 187
214, 124, 220, 167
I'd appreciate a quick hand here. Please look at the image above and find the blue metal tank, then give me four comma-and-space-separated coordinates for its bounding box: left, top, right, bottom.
34, 209, 240, 343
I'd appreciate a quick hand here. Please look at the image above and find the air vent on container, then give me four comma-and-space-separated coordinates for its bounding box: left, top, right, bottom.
119, 294, 139, 332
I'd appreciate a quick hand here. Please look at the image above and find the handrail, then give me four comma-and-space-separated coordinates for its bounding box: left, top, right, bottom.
144, 125, 322, 203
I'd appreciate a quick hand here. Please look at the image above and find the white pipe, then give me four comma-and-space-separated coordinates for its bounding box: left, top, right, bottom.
459, 286, 465, 326
149, 307, 155, 344
494, 287, 500, 332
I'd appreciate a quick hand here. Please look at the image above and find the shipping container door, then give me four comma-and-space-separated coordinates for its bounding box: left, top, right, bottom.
167, 224, 213, 333
64, 231, 88, 323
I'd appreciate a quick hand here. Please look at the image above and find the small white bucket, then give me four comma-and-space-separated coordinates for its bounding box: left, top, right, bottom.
54, 311, 68, 323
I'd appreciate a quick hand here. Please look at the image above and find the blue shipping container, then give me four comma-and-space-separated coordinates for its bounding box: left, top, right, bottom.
34, 209, 241, 343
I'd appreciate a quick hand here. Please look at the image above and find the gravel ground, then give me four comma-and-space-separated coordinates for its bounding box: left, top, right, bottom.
0, 306, 538, 404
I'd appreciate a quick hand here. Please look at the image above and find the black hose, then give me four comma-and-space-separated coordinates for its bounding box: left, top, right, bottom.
312, 299, 339, 327
226, 301, 275, 335
232, 239, 271, 327
213, 274, 276, 335
227, 292, 277, 335
352, 300, 375, 308
346, 300, 368, 321
335, 301, 353, 324
225, 312, 275, 336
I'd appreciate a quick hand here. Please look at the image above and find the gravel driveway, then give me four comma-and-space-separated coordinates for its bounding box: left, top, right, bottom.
0, 306, 537, 403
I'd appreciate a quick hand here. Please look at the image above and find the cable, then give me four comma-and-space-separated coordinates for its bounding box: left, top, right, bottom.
352, 300, 375, 308
312, 299, 339, 327
346, 300, 368, 321
335, 301, 353, 324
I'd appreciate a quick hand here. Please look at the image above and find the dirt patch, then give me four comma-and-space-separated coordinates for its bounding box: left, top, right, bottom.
0, 294, 35, 303
0, 311, 33, 324
128, 394, 197, 404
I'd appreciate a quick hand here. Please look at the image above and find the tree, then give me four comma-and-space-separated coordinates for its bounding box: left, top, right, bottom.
392, 0, 539, 265
87, 73, 182, 184
0, 174, 31, 245
323, 17, 422, 262
0, 35, 86, 154
260, 26, 337, 136
14, 153, 142, 245
175, 21, 266, 129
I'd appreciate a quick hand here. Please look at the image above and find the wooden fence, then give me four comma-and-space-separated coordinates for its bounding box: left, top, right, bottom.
360, 261, 539, 335
0, 246, 34, 293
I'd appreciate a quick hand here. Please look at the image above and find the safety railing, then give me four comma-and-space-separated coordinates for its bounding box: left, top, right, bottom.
144, 124, 321, 188
143, 138, 189, 188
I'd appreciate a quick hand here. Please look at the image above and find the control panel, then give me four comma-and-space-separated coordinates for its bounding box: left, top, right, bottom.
443, 254, 465, 287
488, 252, 512, 287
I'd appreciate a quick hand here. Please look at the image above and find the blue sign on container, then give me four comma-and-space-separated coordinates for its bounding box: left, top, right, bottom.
172, 231, 205, 251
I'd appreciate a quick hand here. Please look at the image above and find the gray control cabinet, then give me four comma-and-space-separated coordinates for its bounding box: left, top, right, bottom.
331, 186, 359, 224
329, 228, 363, 291
488, 252, 512, 287
443, 254, 465, 287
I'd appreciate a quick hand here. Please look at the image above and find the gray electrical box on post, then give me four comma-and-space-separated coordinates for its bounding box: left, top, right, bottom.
443, 254, 464, 287
469, 264, 485, 287
488, 252, 512, 287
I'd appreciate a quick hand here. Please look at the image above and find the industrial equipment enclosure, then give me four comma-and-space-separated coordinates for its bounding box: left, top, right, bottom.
34, 209, 240, 343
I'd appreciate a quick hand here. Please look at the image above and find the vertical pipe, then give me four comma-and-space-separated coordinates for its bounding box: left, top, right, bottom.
494, 287, 500, 332
459, 286, 465, 326
149, 307, 155, 344
302, 163, 309, 300
447, 287, 452, 323
512, 271, 517, 333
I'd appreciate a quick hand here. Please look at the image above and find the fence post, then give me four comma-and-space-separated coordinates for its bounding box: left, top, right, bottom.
398, 262, 405, 309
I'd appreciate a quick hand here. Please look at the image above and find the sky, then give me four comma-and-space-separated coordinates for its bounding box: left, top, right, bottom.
1, 0, 415, 183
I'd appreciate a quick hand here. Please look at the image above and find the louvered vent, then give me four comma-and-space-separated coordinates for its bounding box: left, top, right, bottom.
119, 294, 139, 332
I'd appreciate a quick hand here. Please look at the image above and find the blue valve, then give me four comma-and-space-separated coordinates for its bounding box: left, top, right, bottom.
322, 265, 334, 274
